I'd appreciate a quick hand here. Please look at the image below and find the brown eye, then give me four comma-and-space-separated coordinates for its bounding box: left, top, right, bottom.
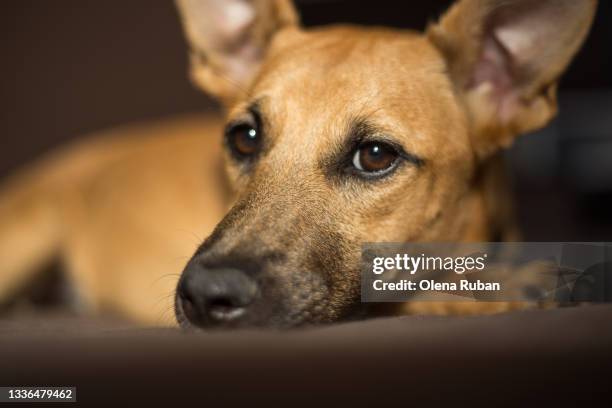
352, 142, 399, 173
226, 123, 260, 158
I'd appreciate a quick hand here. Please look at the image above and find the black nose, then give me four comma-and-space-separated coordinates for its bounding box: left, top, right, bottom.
177, 263, 258, 327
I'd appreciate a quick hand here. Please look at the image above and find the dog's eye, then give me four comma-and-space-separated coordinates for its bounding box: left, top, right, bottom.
352, 142, 399, 174
226, 122, 261, 159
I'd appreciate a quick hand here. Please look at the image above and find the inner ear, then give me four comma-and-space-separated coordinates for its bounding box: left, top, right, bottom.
470, 1, 592, 110
176, 0, 300, 103
469, 29, 516, 123
428, 0, 597, 158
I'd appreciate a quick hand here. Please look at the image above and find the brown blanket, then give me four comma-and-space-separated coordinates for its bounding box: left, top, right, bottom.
1, 305, 611, 405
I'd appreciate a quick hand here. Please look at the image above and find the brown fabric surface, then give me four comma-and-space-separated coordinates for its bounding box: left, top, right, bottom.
1, 305, 611, 405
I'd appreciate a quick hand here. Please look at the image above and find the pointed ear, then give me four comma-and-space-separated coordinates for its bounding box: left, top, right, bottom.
427, 0, 597, 158
175, 0, 299, 103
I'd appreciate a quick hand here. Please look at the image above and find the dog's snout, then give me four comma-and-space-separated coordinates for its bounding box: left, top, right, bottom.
177, 263, 258, 327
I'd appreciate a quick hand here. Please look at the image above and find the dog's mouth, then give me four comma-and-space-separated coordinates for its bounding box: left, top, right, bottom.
174, 291, 334, 330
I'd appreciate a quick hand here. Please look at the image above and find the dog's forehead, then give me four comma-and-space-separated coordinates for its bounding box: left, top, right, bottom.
251, 26, 468, 158
258, 27, 447, 98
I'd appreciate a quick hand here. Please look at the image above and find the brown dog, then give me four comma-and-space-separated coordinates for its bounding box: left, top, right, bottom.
0, 0, 597, 327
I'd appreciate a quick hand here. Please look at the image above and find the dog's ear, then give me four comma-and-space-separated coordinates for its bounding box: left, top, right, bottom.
175, 0, 299, 103
428, 0, 597, 158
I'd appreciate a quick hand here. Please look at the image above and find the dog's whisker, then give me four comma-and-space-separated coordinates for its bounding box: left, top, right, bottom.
152, 289, 179, 308
150, 273, 182, 286
173, 228, 206, 246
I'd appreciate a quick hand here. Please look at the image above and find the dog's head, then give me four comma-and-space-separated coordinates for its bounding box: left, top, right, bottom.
174, 0, 596, 328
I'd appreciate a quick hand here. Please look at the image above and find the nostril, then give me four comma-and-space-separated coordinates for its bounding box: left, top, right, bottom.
207, 296, 247, 321
208, 297, 236, 310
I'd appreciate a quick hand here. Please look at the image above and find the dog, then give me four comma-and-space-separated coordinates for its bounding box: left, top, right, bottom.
0, 0, 597, 328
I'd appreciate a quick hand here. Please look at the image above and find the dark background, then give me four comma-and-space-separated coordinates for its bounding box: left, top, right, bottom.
2, 0, 612, 240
